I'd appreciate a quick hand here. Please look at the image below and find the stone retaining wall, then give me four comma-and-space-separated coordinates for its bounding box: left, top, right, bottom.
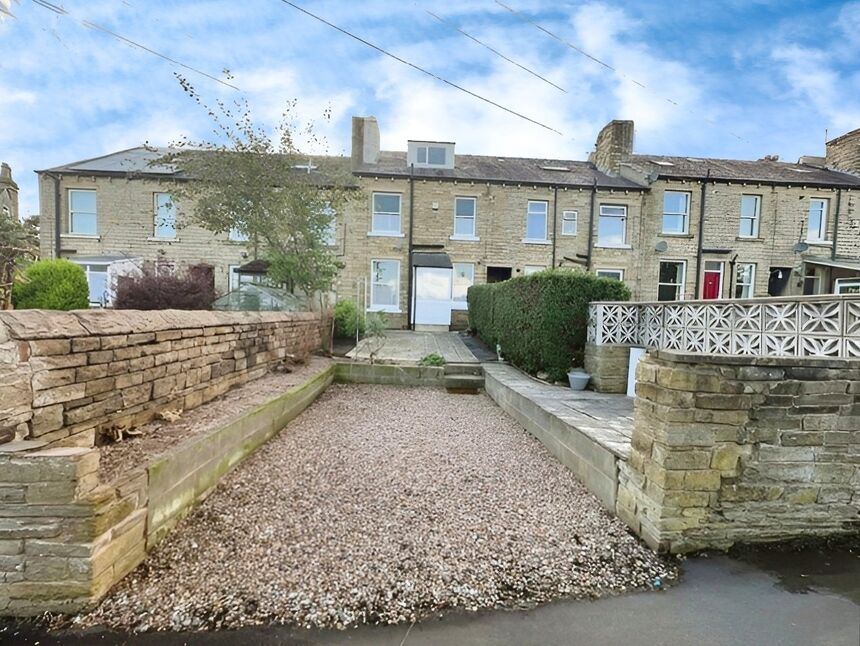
617, 350, 860, 553
0, 309, 325, 448
584, 343, 630, 393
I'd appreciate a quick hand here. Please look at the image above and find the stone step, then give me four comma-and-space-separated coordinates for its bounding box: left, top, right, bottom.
444, 363, 484, 376
414, 324, 450, 332
444, 374, 484, 393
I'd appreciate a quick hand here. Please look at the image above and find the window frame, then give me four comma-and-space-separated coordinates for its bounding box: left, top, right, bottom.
561, 210, 578, 236
370, 192, 403, 236
452, 262, 475, 308
321, 203, 337, 246
596, 268, 624, 281
734, 263, 756, 299
369, 258, 401, 313
662, 190, 691, 235
153, 192, 177, 240
806, 198, 829, 243
739, 194, 761, 239
524, 200, 549, 243
657, 260, 687, 301
597, 204, 628, 247
68, 189, 98, 236
452, 196, 477, 240
228, 227, 250, 242
73, 261, 110, 306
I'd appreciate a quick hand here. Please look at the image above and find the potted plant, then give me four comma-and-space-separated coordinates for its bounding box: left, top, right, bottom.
567, 367, 590, 390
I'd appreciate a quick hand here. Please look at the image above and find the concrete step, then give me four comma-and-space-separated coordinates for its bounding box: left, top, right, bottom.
444, 363, 484, 376
444, 374, 484, 393
414, 324, 450, 332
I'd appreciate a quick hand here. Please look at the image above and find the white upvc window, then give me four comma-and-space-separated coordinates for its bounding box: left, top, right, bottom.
371, 193, 402, 236
596, 268, 624, 281
597, 204, 628, 246
806, 198, 828, 242
735, 263, 756, 299
321, 204, 336, 246
228, 227, 249, 242
452, 262, 474, 307
74, 262, 110, 306
523, 265, 545, 275
453, 197, 477, 239
370, 259, 400, 312
153, 192, 176, 239
658, 260, 686, 301
739, 195, 761, 238
417, 145, 447, 166
524, 200, 548, 242
662, 191, 690, 235
561, 210, 577, 236
69, 189, 97, 235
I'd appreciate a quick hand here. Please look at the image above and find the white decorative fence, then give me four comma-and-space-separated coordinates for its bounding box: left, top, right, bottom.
588, 295, 860, 358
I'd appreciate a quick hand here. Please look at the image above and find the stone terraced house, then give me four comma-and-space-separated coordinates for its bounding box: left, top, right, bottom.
36, 118, 860, 328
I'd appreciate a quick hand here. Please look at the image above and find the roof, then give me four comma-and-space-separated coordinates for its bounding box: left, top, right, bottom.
412, 251, 452, 268
629, 154, 860, 188
354, 151, 645, 190
237, 259, 270, 274
803, 255, 860, 272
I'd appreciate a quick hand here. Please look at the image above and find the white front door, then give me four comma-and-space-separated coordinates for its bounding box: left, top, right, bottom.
413, 267, 453, 326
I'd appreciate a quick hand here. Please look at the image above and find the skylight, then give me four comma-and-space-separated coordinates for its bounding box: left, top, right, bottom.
652, 160, 674, 166
540, 165, 570, 172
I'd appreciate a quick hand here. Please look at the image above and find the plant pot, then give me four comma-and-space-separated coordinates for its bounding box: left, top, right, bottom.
567, 370, 590, 391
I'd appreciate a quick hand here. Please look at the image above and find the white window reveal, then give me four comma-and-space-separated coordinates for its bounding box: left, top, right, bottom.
69, 189, 97, 235
371, 193, 402, 236
228, 227, 249, 242
78, 263, 109, 306
598, 205, 628, 247
321, 204, 336, 246
523, 265, 545, 275
806, 198, 828, 243
370, 259, 400, 312
524, 200, 548, 242
658, 261, 686, 301
739, 195, 760, 238
153, 193, 176, 239
452, 262, 474, 307
453, 197, 477, 239
561, 210, 577, 236
407, 141, 455, 169
596, 269, 624, 281
662, 191, 690, 235
735, 263, 756, 299
835, 278, 860, 295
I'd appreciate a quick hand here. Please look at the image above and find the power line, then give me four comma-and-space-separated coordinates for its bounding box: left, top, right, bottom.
424, 9, 566, 94
495, 0, 749, 143
28, 0, 238, 91
277, 0, 563, 136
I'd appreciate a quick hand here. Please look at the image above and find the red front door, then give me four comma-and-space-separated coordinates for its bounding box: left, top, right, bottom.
703, 262, 723, 299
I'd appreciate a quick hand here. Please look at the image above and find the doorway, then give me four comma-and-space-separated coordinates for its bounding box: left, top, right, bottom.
413, 266, 453, 326
702, 261, 724, 299
486, 266, 512, 283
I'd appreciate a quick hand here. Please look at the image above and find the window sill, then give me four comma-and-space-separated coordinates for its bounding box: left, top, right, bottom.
367, 306, 402, 314
368, 232, 405, 238
560, 232, 578, 237
226, 239, 250, 244
61, 233, 101, 240
660, 232, 692, 238
522, 238, 551, 245
450, 235, 480, 242
147, 236, 179, 243
595, 244, 632, 249
805, 240, 832, 246
736, 236, 763, 241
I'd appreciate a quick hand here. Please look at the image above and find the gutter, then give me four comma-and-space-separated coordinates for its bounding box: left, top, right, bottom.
831, 189, 842, 262
551, 186, 558, 268
407, 163, 415, 330
694, 169, 710, 298
586, 179, 597, 271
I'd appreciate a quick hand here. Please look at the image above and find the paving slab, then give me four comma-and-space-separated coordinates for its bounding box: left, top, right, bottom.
347, 331, 479, 364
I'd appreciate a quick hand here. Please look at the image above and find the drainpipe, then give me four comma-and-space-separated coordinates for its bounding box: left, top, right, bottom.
694, 169, 710, 299
551, 186, 558, 268
50, 173, 62, 259
406, 164, 415, 330
831, 189, 842, 262
586, 179, 597, 271
728, 254, 738, 299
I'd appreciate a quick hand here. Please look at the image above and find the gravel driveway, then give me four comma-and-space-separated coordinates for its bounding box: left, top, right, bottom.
78, 384, 677, 632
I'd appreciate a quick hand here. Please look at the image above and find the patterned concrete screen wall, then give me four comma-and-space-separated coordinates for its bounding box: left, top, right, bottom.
588, 294, 860, 359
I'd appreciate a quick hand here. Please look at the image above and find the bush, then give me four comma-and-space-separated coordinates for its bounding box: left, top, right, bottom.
333, 299, 365, 338
467, 269, 630, 381
418, 353, 446, 367
114, 263, 216, 310
12, 259, 89, 310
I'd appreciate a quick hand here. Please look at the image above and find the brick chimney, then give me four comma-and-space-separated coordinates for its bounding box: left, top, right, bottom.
826, 127, 860, 175
351, 116, 380, 169
0, 162, 19, 221
589, 120, 634, 175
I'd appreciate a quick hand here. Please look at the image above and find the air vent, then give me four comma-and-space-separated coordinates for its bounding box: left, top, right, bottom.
540, 165, 570, 172
652, 160, 674, 166
789, 168, 812, 173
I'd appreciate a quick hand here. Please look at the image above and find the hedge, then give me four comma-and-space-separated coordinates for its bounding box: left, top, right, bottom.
467, 269, 630, 381
11, 259, 90, 310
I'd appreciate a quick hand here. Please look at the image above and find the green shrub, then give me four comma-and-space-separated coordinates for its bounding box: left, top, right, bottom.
333, 299, 365, 338
467, 269, 630, 381
12, 259, 90, 310
418, 353, 446, 367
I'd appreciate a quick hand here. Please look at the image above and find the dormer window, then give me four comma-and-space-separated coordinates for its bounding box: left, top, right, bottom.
408, 141, 455, 169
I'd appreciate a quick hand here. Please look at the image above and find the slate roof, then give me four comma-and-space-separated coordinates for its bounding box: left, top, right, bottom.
630, 154, 860, 188
353, 151, 645, 190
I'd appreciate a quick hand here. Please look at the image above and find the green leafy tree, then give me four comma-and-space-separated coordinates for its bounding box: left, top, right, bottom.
12, 259, 89, 310
153, 76, 358, 297
0, 213, 38, 309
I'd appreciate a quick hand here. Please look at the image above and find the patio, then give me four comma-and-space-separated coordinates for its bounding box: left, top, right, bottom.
347, 330, 480, 364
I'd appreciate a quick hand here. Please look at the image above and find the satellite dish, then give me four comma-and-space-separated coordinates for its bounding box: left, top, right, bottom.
655, 240, 668, 252
793, 242, 809, 253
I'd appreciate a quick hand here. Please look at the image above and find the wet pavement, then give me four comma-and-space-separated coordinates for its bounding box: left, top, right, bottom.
3, 543, 858, 646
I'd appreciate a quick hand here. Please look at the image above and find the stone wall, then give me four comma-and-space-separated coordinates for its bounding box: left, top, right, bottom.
617, 350, 860, 553
0, 309, 325, 448
827, 128, 860, 175
584, 343, 630, 393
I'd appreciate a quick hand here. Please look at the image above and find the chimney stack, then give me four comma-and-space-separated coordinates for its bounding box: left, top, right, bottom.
0, 162, 19, 221
589, 120, 634, 175
825, 127, 860, 175
351, 116, 380, 169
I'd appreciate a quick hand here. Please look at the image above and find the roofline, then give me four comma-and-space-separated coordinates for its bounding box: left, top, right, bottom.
352, 169, 647, 191
826, 127, 860, 146
35, 168, 185, 180
36, 146, 160, 174
649, 173, 860, 189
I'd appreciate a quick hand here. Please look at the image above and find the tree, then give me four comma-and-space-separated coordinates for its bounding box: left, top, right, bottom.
11, 259, 89, 311
0, 212, 38, 309
152, 76, 359, 297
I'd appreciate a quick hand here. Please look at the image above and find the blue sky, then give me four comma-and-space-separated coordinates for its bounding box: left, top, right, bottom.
1, 0, 859, 218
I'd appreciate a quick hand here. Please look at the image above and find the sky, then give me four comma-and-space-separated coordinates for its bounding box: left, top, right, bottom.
1, 0, 859, 218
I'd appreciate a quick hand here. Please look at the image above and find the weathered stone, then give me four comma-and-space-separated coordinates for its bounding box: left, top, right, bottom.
683, 470, 722, 491
28, 339, 71, 356
710, 444, 750, 472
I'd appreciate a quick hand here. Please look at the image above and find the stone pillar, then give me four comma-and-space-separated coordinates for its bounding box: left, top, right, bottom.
584, 342, 631, 393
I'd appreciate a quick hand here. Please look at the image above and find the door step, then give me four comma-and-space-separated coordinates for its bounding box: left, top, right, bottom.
444, 373, 484, 394
414, 324, 450, 332
444, 363, 484, 376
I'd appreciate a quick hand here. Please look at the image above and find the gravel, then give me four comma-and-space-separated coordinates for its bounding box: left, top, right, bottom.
75, 384, 678, 632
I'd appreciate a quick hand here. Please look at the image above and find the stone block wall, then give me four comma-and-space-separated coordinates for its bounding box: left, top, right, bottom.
584, 343, 630, 393
617, 350, 860, 553
0, 309, 325, 448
